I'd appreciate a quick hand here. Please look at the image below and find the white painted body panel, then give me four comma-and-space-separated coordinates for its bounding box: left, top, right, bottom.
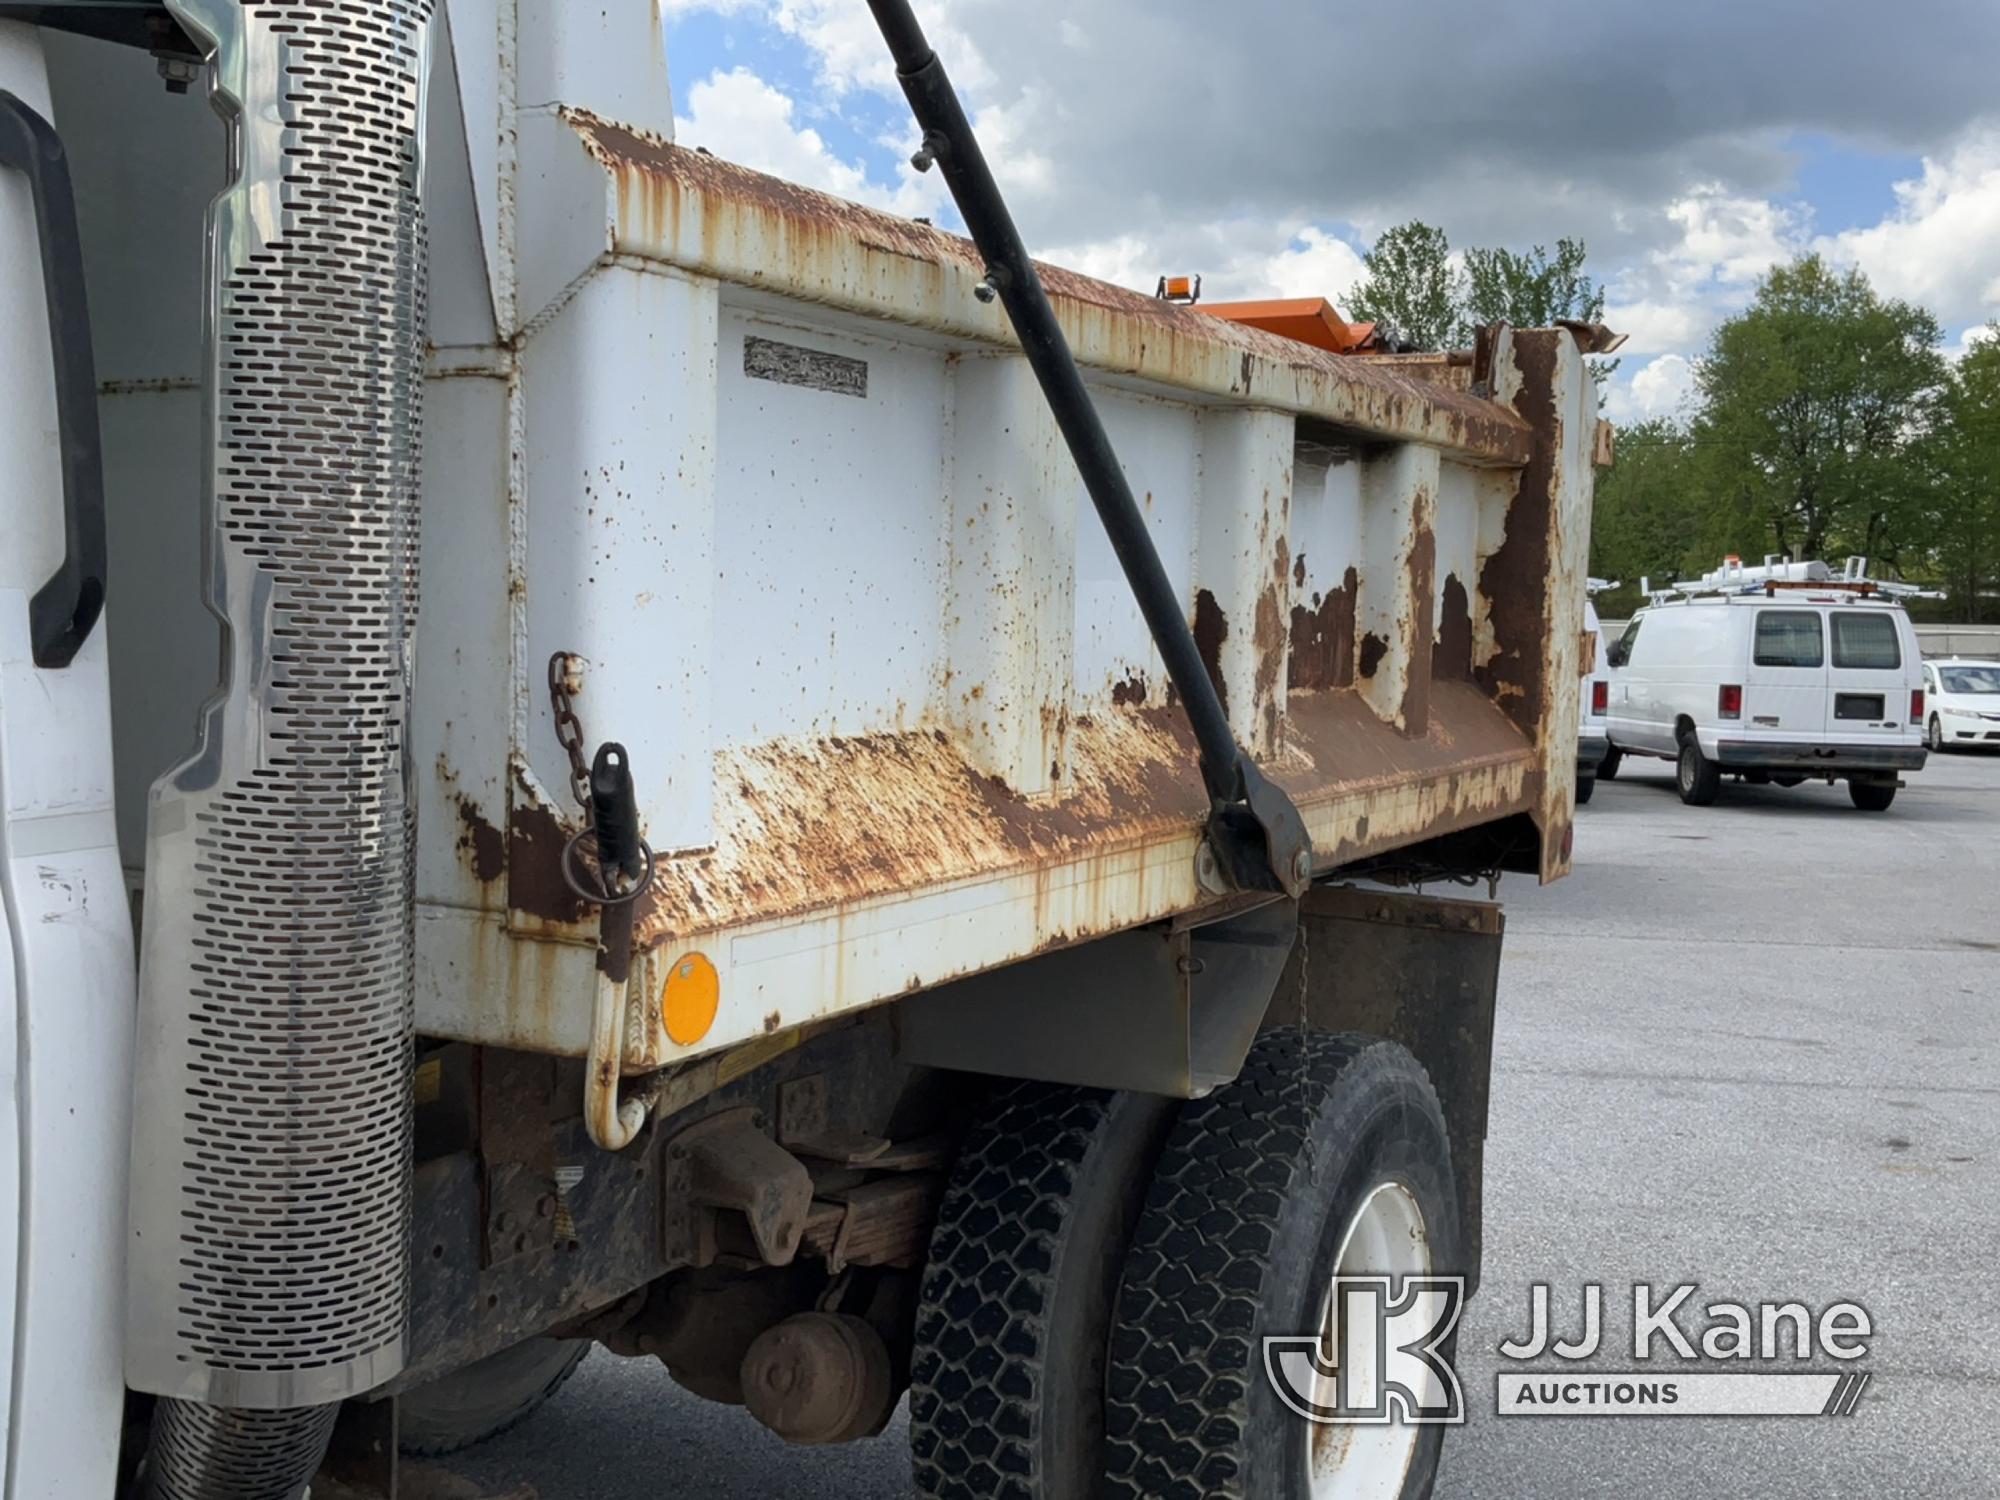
0, 24, 135, 1496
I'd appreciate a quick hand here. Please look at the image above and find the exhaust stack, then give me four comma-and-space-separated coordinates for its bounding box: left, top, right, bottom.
126, 0, 432, 1486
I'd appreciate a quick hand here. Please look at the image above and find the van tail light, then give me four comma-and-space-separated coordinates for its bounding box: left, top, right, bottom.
1591, 680, 1608, 715
1719, 684, 1743, 720
1911, 689, 1925, 725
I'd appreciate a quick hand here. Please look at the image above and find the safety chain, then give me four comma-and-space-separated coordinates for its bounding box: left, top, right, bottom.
548, 651, 595, 820
546, 651, 656, 907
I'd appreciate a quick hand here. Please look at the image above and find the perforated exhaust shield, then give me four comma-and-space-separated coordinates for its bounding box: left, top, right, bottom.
127, 0, 432, 1412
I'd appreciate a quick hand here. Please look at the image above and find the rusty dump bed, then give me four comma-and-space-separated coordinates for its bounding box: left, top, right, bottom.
69, 50, 1595, 1075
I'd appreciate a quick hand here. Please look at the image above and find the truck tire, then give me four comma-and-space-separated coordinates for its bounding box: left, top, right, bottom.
1574, 771, 1596, 806
1598, 745, 1622, 781
1676, 738, 1720, 806
398, 1337, 590, 1456
1103, 1031, 1459, 1500
1849, 780, 1897, 812
910, 1082, 1178, 1499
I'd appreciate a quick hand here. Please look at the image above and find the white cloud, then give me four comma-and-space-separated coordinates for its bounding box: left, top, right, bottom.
1605, 354, 1698, 424
1816, 129, 2000, 331
1248, 228, 1370, 303
672, 66, 947, 219
1604, 187, 1805, 358
767, 0, 993, 97
1031, 222, 1368, 308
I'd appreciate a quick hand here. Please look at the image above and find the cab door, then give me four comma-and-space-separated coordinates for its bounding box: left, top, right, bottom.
1744, 608, 1829, 744
0, 34, 134, 1496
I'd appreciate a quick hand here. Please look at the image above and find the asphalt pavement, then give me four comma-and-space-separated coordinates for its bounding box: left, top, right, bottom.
452, 749, 2000, 1499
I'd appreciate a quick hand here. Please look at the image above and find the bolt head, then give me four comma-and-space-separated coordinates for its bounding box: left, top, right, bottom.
973, 280, 999, 304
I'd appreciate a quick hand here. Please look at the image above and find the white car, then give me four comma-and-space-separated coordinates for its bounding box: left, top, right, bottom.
1577, 598, 1609, 803
1601, 568, 1926, 810
1922, 658, 2000, 751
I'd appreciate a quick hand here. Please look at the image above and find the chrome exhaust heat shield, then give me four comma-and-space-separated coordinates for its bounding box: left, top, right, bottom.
126, 0, 432, 1440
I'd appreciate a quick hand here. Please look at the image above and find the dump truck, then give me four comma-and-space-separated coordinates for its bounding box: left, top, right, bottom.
0, 3, 1605, 1497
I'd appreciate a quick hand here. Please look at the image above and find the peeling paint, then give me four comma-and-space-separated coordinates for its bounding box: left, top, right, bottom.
1192, 589, 1230, 717
1290, 566, 1357, 692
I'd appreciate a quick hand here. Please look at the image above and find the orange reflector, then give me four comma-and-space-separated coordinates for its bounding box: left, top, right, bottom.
661, 952, 720, 1046
1164, 276, 1194, 299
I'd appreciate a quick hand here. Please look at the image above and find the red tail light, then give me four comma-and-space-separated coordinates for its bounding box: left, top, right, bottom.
1719, 684, 1743, 720
1911, 689, 1924, 725
1591, 680, 1608, 714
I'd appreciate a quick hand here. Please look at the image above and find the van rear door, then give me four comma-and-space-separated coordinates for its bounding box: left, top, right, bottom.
1745, 607, 1829, 743
1827, 608, 1914, 744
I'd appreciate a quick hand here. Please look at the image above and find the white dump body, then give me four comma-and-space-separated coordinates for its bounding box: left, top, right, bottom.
47, 7, 1599, 1078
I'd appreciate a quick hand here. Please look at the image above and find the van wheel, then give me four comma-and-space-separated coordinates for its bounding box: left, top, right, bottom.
1103, 1032, 1459, 1500
1849, 781, 1897, 812
1928, 715, 1944, 753
399, 1337, 590, 1456
910, 1082, 1177, 1498
1575, 772, 1596, 806
1676, 739, 1720, 806
1598, 746, 1622, 781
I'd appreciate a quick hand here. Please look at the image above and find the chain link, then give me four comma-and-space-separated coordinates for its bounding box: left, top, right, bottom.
547, 651, 593, 820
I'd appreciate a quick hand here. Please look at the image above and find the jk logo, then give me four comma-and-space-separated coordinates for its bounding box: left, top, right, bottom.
1264, 1275, 1467, 1425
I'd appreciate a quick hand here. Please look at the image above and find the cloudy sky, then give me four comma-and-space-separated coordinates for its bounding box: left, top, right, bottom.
659, 0, 2000, 423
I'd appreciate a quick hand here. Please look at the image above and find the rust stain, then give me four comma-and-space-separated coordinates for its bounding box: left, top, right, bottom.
1436, 573, 1473, 679
508, 798, 592, 927
1192, 589, 1229, 717
1401, 518, 1436, 735
1358, 632, 1388, 681
1289, 566, 1357, 692
1293, 552, 1307, 589
564, 112, 1536, 469
1111, 673, 1149, 707
629, 709, 1209, 949
456, 795, 505, 885
1253, 535, 1290, 751
1478, 332, 1560, 736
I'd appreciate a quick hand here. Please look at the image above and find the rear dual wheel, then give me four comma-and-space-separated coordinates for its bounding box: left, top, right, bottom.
910, 1035, 1458, 1500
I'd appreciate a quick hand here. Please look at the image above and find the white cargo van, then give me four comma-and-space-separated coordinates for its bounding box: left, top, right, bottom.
1577, 597, 1609, 803
1601, 561, 1927, 810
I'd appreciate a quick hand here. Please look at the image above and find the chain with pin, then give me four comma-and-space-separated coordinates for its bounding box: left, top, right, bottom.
547, 651, 656, 907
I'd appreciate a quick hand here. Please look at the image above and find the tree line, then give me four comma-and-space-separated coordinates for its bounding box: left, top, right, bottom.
1344, 224, 2000, 620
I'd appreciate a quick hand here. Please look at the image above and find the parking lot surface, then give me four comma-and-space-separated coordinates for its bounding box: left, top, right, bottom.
455, 752, 2000, 1499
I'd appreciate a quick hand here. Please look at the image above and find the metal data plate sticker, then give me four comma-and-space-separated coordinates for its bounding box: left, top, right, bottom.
744, 334, 868, 398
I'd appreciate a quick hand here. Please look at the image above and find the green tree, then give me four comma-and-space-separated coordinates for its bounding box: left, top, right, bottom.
1589, 419, 1703, 606
1692, 255, 1945, 565
1345, 221, 1461, 352
1929, 328, 2000, 619
1459, 237, 1617, 384
1459, 237, 1605, 334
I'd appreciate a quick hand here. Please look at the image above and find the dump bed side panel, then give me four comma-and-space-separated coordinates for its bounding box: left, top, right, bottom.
407, 113, 1595, 1065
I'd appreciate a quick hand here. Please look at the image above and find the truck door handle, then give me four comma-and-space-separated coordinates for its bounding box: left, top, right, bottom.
1, 91, 106, 670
